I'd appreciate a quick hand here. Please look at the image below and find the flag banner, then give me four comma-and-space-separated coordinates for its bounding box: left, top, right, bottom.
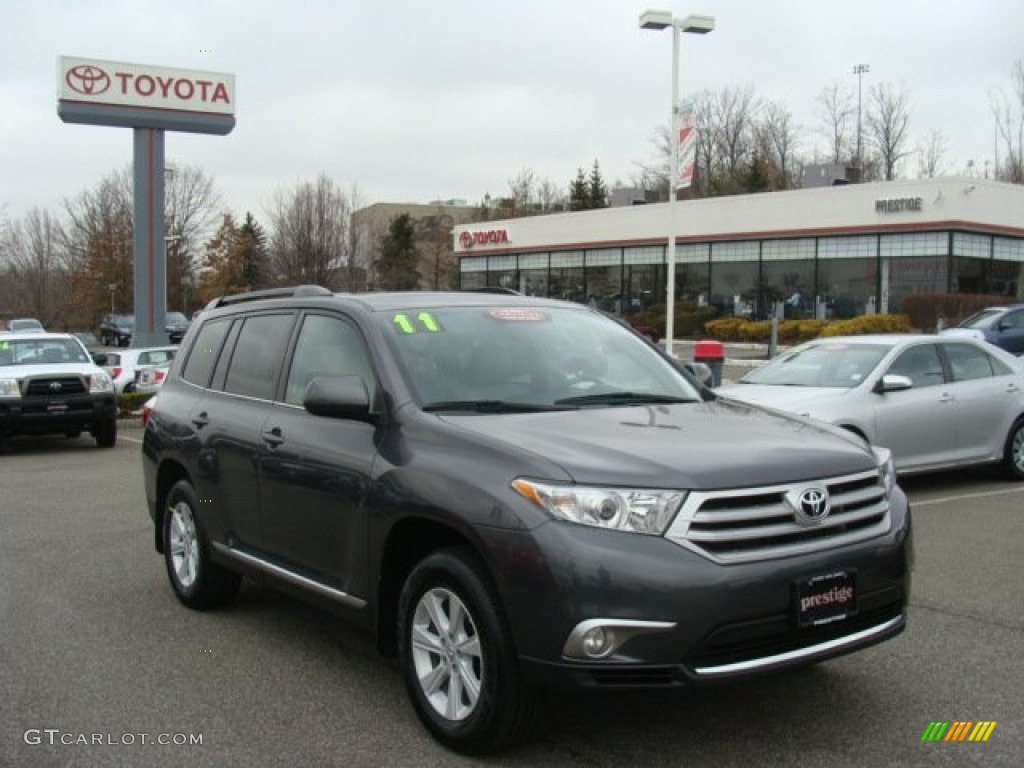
676, 110, 696, 190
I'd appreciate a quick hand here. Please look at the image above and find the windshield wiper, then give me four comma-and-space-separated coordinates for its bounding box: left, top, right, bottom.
422, 400, 574, 413
554, 392, 697, 406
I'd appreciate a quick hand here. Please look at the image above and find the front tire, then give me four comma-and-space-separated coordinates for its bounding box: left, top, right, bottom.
397, 547, 536, 754
162, 479, 241, 609
94, 417, 116, 448
1001, 419, 1024, 480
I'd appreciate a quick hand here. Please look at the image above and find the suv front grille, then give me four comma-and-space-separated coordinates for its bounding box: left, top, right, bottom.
24, 377, 87, 396
665, 469, 891, 564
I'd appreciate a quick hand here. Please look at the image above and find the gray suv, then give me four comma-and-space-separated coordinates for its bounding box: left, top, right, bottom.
142, 287, 911, 753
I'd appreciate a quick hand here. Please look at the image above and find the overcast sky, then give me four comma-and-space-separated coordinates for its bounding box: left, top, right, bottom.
1, 0, 1021, 226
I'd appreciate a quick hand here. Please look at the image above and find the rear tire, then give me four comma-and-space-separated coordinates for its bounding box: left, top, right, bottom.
1001, 419, 1024, 480
397, 547, 536, 754
162, 479, 241, 609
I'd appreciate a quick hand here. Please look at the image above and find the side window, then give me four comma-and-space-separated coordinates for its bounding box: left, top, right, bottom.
223, 313, 295, 400
284, 314, 373, 406
181, 319, 232, 388
1006, 311, 1024, 329
945, 343, 996, 382
886, 344, 944, 388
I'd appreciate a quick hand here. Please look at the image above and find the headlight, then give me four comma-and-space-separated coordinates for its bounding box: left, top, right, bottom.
511, 478, 685, 535
88, 372, 114, 393
0, 378, 21, 398
872, 446, 895, 496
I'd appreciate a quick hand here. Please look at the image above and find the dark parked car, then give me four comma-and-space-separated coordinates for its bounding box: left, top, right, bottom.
165, 311, 190, 343
99, 313, 134, 347
142, 286, 911, 753
941, 304, 1024, 355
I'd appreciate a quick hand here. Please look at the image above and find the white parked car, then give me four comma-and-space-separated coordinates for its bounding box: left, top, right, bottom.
719, 334, 1024, 478
134, 361, 172, 395
104, 346, 178, 394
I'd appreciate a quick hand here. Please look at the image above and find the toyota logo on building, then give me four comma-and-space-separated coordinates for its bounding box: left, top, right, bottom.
786, 486, 831, 525
65, 64, 111, 96
459, 231, 474, 249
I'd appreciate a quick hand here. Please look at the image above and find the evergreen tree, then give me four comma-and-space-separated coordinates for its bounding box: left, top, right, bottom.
374, 213, 421, 290
237, 212, 271, 289
587, 160, 609, 208
569, 168, 589, 211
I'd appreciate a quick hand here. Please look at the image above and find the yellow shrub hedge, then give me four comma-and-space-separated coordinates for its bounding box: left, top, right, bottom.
704, 314, 911, 343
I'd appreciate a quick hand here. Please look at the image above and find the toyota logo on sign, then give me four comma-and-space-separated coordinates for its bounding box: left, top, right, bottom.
65, 64, 111, 96
459, 231, 474, 249
786, 486, 831, 525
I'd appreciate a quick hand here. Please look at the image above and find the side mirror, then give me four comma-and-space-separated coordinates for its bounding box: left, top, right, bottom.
303, 375, 374, 421
874, 374, 913, 393
682, 361, 715, 389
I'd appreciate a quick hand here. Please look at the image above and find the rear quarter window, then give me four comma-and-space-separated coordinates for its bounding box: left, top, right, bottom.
181, 319, 232, 388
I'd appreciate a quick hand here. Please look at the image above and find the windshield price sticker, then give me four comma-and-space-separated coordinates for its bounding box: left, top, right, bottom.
487, 309, 549, 323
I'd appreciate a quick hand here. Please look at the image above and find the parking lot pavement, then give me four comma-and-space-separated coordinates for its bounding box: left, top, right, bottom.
1, 438, 1022, 766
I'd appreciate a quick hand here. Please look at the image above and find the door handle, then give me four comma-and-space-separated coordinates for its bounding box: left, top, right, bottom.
938, 393, 955, 404
191, 412, 209, 429
262, 427, 284, 447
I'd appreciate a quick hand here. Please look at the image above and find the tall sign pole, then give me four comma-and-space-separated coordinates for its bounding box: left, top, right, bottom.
58, 56, 235, 347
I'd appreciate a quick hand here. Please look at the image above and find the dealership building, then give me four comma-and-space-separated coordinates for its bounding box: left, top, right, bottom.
453, 178, 1024, 321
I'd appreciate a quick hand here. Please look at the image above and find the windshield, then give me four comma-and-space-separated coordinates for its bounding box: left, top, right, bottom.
377, 304, 701, 409
9, 319, 43, 331
166, 312, 188, 325
957, 309, 1003, 329
740, 341, 890, 388
0, 338, 92, 366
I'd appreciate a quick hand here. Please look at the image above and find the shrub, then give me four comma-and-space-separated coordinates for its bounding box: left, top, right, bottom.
118, 391, 154, 418
704, 316, 746, 341
818, 314, 912, 337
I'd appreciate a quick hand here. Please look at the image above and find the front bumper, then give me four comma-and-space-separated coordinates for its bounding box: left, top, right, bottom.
0, 393, 116, 437
486, 491, 911, 690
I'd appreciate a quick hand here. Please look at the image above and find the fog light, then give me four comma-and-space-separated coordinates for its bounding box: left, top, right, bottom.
581, 627, 614, 658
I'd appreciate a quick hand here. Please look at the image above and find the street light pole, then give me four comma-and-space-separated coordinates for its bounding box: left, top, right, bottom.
854, 63, 870, 174
640, 10, 714, 358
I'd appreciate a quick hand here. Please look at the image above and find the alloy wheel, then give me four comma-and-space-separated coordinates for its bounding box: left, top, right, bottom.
410, 587, 484, 721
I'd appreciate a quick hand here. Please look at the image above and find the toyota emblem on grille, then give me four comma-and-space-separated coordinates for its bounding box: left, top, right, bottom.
787, 486, 830, 525
65, 65, 111, 96
49, 381, 63, 392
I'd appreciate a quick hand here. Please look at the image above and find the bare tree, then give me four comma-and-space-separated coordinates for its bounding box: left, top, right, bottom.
816, 81, 855, 165
866, 82, 913, 181
990, 58, 1024, 183
916, 129, 948, 178
758, 101, 801, 188
2, 208, 70, 327
268, 174, 355, 288
164, 164, 220, 311
416, 209, 456, 290
62, 171, 134, 324
713, 84, 760, 190
507, 168, 537, 210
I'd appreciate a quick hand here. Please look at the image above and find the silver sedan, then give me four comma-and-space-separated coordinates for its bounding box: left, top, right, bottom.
720, 334, 1024, 478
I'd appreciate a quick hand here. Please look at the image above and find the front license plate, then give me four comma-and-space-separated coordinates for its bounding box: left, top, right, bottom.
795, 571, 856, 627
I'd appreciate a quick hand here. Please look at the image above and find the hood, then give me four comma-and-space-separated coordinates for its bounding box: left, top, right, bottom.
717, 383, 856, 415
438, 400, 875, 491
7, 363, 104, 378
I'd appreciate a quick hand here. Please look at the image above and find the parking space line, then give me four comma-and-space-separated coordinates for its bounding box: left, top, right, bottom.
912, 486, 1024, 508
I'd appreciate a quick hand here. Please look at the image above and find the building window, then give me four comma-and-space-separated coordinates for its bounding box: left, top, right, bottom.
819, 235, 877, 260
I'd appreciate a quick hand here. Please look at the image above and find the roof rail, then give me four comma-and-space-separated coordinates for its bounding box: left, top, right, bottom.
206, 285, 333, 309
